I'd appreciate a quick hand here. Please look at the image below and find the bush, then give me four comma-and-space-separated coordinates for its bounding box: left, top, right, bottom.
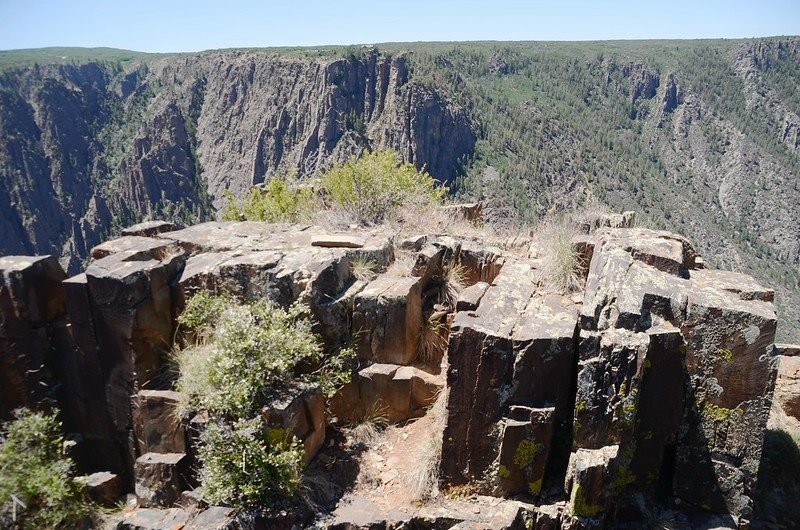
176, 297, 323, 419
0, 409, 91, 529
220, 174, 315, 223
198, 418, 304, 506
320, 150, 445, 225
175, 293, 355, 507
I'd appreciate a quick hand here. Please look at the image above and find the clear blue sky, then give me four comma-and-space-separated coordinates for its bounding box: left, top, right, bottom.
1, 0, 798, 53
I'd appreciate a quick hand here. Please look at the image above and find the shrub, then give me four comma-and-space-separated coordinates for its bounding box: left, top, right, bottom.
0, 409, 91, 529
198, 418, 304, 506
220, 174, 315, 223
320, 150, 445, 225
175, 293, 356, 507
176, 298, 322, 419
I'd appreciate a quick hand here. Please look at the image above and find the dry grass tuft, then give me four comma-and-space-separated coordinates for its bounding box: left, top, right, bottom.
440, 262, 467, 309
535, 216, 582, 293
350, 257, 378, 282
346, 403, 389, 448
386, 252, 416, 277
417, 314, 449, 364
407, 390, 448, 501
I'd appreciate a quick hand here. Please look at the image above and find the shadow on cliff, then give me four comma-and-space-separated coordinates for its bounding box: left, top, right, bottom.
753, 429, 800, 526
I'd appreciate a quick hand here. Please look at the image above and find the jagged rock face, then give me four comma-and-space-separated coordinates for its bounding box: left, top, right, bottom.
0, 219, 788, 527
0, 51, 475, 274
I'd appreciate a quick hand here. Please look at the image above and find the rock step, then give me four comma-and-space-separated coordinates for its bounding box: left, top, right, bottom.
113, 505, 237, 530
331, 363, 443, 423
134, 452, 188, 508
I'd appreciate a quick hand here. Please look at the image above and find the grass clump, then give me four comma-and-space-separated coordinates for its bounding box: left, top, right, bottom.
407, 390, 447, 500
535, 217, 582, 293
175, 293, 354, 507
321, 150, 445, 225
0, 409, 92, 529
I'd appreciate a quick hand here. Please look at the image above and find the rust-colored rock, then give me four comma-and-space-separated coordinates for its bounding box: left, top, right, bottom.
353, 276, 423, 365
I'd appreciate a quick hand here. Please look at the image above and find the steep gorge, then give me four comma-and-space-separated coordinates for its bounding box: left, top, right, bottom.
0, 39, 799, 340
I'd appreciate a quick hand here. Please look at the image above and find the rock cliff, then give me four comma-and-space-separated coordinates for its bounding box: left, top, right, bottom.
0, 213, 792, 528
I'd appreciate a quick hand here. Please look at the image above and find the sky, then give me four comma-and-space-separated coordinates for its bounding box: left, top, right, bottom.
0, 0, 798, 53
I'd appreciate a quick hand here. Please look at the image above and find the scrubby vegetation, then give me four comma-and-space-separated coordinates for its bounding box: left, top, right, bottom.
175, 292, 354, 506
320, 150, 445, 225
0, 409, 92, 529
221, 173, 315, 223
222, 150, 446, 226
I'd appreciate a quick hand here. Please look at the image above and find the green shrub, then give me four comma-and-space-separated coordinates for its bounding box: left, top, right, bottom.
220, 174, 315, 223
176, 298, 322, 419
320, 150, 445, 225
198, 418, 304, 506
0, 409, 91, 529
175, 293, 356, 507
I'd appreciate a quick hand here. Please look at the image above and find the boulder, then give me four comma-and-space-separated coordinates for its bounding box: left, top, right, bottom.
116, 508, 191, 530
456, 281, 489, 312
134, 452, 188, 507
134, 390, 186, 454
185, 506, 239, 529
121, 220, 178, 238
261, 383, 326, 464
497, 406, 555, 496
565, 445, 619, 519
768, 351, 800, 431
330, 364, 443, 423
79, 471, 122, 506
441, 261, 539, 485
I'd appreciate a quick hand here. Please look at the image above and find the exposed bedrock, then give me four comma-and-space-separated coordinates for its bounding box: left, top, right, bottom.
0, 220, 787, 526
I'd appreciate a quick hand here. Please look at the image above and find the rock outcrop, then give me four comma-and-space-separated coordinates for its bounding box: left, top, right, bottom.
0, 218, 789, 527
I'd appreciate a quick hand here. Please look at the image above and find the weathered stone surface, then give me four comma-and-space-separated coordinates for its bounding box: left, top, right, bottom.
311, 234, 366, 248
440, 202, 482, 223
441, 261, 538, 485
0, 255, 67, 419
116, 507, 191, 530
674, 286, 777, 517
90, 235, 181, 261
353, 276, 423, 365
134, 452, 187, 507
573, 227, 778, 519
497, 406, 555, 496
121, 220, 178, 238
456, 281, 489, 312
565, 445, 619, 519
768, 353, 800, 431
60, 238, 186, 481
261, 383, 326, 463
330, 363, 443, 423
185, 506, 239, 529
459, 241, 504, 286
134, 390, 186, 454
79, 471, 122, 506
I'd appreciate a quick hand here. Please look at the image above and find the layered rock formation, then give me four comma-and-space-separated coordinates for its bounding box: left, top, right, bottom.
0, 49, 475, 275
0, 216, 788, 528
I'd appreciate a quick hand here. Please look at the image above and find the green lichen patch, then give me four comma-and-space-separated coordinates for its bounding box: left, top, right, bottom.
528, 478, 543, 495
514, 440, 543, 469
498, 464, 510, 478
570, 483, 602, 518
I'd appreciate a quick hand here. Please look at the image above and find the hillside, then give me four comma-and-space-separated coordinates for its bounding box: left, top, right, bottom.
0, 38, 798, 340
